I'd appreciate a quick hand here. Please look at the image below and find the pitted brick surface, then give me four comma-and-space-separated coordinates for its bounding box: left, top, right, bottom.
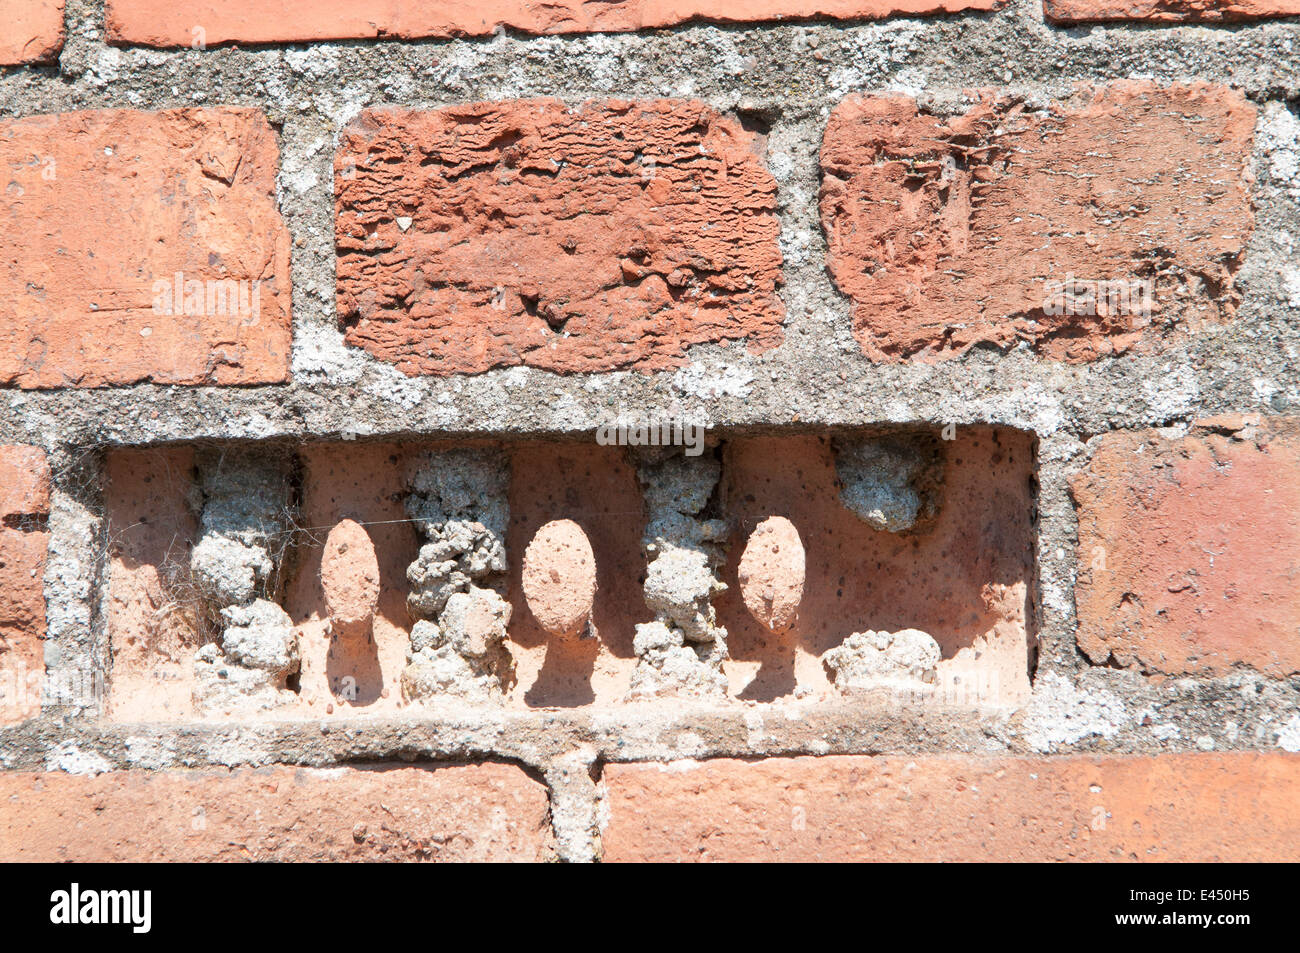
1045, 0, 1300, 23
602, 752, 1300, 861
336, 99, 784, 376
820, 82, 1255, 363
106, 0, 1003, 47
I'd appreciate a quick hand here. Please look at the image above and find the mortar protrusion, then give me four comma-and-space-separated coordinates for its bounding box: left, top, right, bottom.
401, 448, 513, 703
628, 447, 729, 701
833, 434, 944, 533
545, 748, 602, 863
189, 448, 301, 714
189, 447, 294, 608
737, 516, 805, 633
824, 629, 942, 695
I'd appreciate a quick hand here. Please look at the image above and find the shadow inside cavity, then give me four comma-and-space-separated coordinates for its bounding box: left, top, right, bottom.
325, 619, 384, 706
524, 630, 599, 708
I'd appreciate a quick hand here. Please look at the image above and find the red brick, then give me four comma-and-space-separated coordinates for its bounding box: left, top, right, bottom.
1070, 417, 1300, 677
820, 82, 1255, 363
106, 0, 1001, 47
1045, 0, 1300, 23
0, 763, 556, 861
0, 0, 63, 65
0, 445, 50, 520
0, 530, 45, 636
336, 100, 783, 376
602, 752, 1300, 862
0, 109, 291, 389
0, 441, 47, 723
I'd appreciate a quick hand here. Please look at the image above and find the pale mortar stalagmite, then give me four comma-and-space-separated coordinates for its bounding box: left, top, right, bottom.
628, 445, 730, 700
824, 629, 942, 695
188, 446, 301, 714
320, 518, 381, 643
522, 519, 597, 638
400, 448, 514, 704
737, 516, 805, 633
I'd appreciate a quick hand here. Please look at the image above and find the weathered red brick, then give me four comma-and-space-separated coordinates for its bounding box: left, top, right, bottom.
0, 445, 50, 520
1071, 416, 1300, 677
0, 109, 291, 389
820, 82, 1255, 363
602, 752, 1300, 862
0, 0, 63, 65
336, 100, 783, 377
1045, 0, 1300, 23
0, 763, 557, 861
106, 0, 1001, 47
0, 445, 49, 724
0, 527, 44, 722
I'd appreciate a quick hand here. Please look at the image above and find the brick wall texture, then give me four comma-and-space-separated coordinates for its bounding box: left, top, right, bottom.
1, 0, 1298, 862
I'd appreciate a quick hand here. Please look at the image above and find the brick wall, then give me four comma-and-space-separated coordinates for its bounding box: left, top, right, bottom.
1, 0, 1298, 862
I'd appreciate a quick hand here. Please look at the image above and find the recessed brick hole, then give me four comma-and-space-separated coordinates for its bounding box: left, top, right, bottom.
717, 429, 1036, 704
102, 426, 1037, 720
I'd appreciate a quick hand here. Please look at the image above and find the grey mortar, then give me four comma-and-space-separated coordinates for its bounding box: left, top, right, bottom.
630, 446, 731, 700
1, 0, 1298, 856
401, 448, 515, 704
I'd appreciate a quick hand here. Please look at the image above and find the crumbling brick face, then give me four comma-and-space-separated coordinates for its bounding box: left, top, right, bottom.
104, 0, 1003, 47
335, 100, 784, 376
0, 445, 50, 725
0, 108, 291, 389
1071, 416, 1300, 677
601, 753, 1300, 862
0, 0, 63, 65
1044, 0, 1300, 23
0, 763, 556, 861
819, 82, 1255, 362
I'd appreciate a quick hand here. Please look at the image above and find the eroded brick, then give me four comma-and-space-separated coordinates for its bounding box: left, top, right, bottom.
1045, 0, 1300, 23
106, 0, 1002, 47
820, 82, 1255, 363
602, 752, 1300, 861
0, 445, 49, 724
0, 0, 63, 65
0, 109, 291, 389
335, 99, 783, 376
1071, 416, 1300, 677
0, 763, 556, 861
